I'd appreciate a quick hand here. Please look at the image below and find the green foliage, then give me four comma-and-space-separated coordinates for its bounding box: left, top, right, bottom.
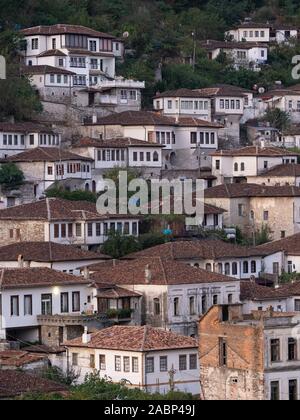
46, 186, 97, 203
37, 366, 79, 386
255, 224, 273, 246
101, 231, 142, 258
264, 108, 292, 131
0, 163, 25, 190
279, 272, 300, 285
138, 233, 169, 249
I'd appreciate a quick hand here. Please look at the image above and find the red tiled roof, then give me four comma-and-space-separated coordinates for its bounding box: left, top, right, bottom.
6, 147, 93, 163
95, 284, 142, 299
256, 233, 300, 256
0, 242, 110, 262
0, 267, 90, 290
65, 325, 198, 351
212, 146, 299, 157
0, 370, 67, 398
258, 164, 300, 178
200, 40, 268, 51
90, 256, 238, 285
21, 24, 115, 39
0, 122, 56, 134
241, 280, 300, 300
205, 183, 300, 198
22, 65, 75, 76
73, 137, 164, 149
155, 84, 251, 99
37, 49, 67, 57
0, 350, 46, 368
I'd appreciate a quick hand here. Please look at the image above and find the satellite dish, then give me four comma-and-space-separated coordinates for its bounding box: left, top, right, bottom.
258, 87, 266, 94
123, 31, 130, 39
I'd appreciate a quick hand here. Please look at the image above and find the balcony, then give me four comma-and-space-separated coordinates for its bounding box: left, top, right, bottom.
37, 313, 108, 328
99, 78, 145, 89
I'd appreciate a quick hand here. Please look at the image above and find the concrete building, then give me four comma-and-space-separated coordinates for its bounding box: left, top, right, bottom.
0, 198, 140, 249
65, 325, 200, 394
205, 183, 300, 241
82, 111, 222, 170
0, 122, 61, 159
211, 146, 299, 184
199, 304, 300, 400
89, 256, 240, 337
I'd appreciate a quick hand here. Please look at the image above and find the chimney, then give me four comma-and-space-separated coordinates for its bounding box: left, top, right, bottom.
83, 266, 90, 280
145, 265, 152, 284
82, 327, 91, 345
17, 254, 24, 268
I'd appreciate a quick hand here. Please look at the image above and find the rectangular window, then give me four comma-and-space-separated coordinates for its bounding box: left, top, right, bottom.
72, 353, 78, 367
289, 380, 298, 401
61, 293, 69, 314
132, 357, 139, 373
61, 224, 66, 238
288, 338, 297, 361
41, 294, 52, 316
96, 223, 101, 237
88, 223, 93, 237
24, 295, 33, 316
295, 299, 300, 311
123, 357, 130, 373
11, 296, 19, 316
31, 38, 39, 50
99, 355, 106, 370
160, 356, 168, 372
270, 339, 281, 362
270, 381, 280, 401
146, 357, 154, 374
133, 152, 138, 162
76, 223, 82, 237
190, 132, 197, 145
115, 356, 121, 372
190, 354, 197, 370
219, 338, 227, 366
179, 355, 187, 371
90, 354, 95, 369
72, 292, 80, 313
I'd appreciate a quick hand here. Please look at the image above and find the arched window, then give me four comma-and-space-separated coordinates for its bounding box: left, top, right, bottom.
153, 151, 159, 162
206, 263, 212, 272
92, 180, 96, 194
232, 262, 238, 276
194, 263, 200, 269
153, 298, 161, 316
234, 163, 239, 172
174, 298, 180, 316
251, 261, 257, 274
225, 263, 230, 275
85, 183, 90, 192
241, 162, 245, 171
243, 261, 249, 274
189, 296, 196, 316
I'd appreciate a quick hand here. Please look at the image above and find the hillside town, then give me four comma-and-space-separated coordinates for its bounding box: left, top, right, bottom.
2, 1, 300, 402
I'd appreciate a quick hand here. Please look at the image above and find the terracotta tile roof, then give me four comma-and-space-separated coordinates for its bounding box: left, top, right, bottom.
0, 350, 46, 368
73, 137, 164, 149
200, 40, 268, 51
256, 233, 300, 256
0, 122, 55, 134
205, 183, 300, 198
204, 203, 226, 215
37, 49, 67, 57
0, 198, 138, 222
241, 280, 300, 300
67, 48, 115, 58
20, 24, 115, 39
155, 84, 251, 99
0, 267, 90, 290
154, 88, 212, 99
124, 240, 264, 261
65, 325, 198, 351
234, 22, 272, 29
259, 88, 300, 99
90, 256, 238, 286
258, 164, 300, 178
212, 146, 299, 157
0, 242, 110, 262
22, 65, 76, 76
85, 111, 223, 128
0, 370, 67, 398
6, 147, 93, 163
94, 284, 142, 299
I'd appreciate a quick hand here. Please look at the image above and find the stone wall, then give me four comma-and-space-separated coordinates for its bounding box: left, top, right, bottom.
0, 220, 45, 246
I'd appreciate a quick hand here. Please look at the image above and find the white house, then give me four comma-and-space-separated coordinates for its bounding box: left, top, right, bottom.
211, 146, 300, 184
65, 325, 200, 395
82, 110, 222, 170
89, 255, 241, 337
0, 241, 111, 275
5, 147, 94, 198
271, 24, 299, 44
226, 23, 271, 43
20, 24, 144, 111
248, 164, 300, 186
200, 40, 268, 71
0, 122, 61, 159
0, 198, 140, 250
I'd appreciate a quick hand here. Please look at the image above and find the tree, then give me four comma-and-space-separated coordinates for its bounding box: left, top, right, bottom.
101, 231, 142, 258
46, 186, 97, 203
0, 163, 24, 190
264, 108, 291, 131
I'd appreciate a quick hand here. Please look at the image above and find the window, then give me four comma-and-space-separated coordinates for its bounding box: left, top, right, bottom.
190, 354, 197, 370
234, 163, 239, 172
179, 355, 187, 371
88, 223, 93, 237
270, 381, 280, 401
11, 296, 19, 316
270, 339, 281, 362
52, 38, 56, 49
29, 135, 35, 145
146, 357, 154, 374
72, 292, 80, 313
96, 223, 101, 237
115, 356, 122, 372
289, 380, 298, 401
31, 38, 39, 50
219, 338, 227, 366
238, 204, 244, 217
263, 211, 269, 221
295, 300, 300, 312
168, 100, 172, 109
190, 132, 197, 145
281, 231, 286, 239
213, 295, 218, 305
225, 263, 230, 276
206, 263, 212, 272
123, 357, 130, 373
48, 166, 53, 176
160, 356, 168, 372
99, 355, 106, 370
132, 357, 139, 373
24, 295, 32, 316
288, 338, 297, 361
41, 294, 52, 316
202, 295, 207, 314
72, 353, 78, 367
174, 298, 180, 316
243, 261, 249, 274
76, 224, 82, 237
232, 262, 238, 276
133, 152, 138, 162
216, 160, 220, 170
189, 296, 196, 315
251, 261, 257, 274
240, 162, 245, 171
61, 293, 69, 313
89, 40, 97, 52
154, 298, 161, 316
153, 152, 159, 162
